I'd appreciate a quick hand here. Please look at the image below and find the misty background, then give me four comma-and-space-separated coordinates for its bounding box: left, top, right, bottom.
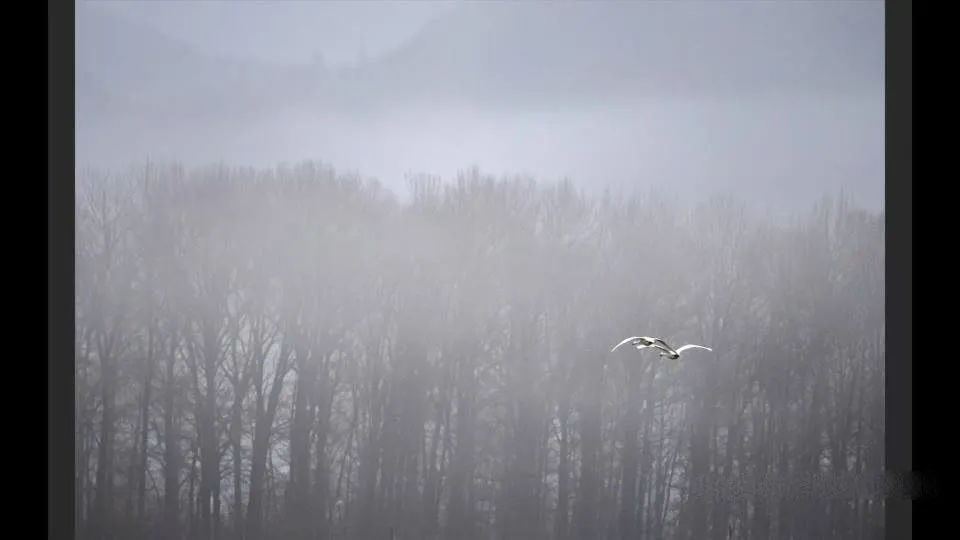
74, 2, 887, 540
76, 0, 884, 211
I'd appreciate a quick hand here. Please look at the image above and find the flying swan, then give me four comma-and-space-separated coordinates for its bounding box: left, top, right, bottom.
610, 336, 712, 360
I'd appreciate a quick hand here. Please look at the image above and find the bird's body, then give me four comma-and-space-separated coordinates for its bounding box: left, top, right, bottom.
611, 335, 712, 360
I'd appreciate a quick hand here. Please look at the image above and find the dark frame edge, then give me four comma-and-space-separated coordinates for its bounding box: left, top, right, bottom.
885, 0, 912, 539
49, 0, 76, 539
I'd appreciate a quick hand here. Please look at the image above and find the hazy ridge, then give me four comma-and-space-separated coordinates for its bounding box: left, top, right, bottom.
75, 1, 884, 214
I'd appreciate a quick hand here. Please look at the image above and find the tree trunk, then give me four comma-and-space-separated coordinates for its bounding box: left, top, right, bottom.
288, 344, 318, 540
555, 397, 571, 540
91, 343, 117, 540
313, 364, 334, 540
230, 395, 245, 540
575, 382, 602, 540
196, 314, 223, 540
136, 326, 156, 534
246, 344, 291, 540
687, 395, 713, 540
446, 366, 477, 540
618, 369, 641, 540
356, 339, 385, 540
163, 340, 182, 540
422, 386, 446, 540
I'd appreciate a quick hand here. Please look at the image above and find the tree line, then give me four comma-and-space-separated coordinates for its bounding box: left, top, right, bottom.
75, 161, 885, 540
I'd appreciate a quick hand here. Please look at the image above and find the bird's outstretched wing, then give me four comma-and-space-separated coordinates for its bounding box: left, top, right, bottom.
611, 336, 645, 352
675, 344, 712, 354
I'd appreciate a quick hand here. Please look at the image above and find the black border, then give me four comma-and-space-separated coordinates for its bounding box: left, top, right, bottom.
886, 0, 913, 539
49, 0, 74, 539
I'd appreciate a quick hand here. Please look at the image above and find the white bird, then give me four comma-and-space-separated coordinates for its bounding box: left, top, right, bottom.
611, 336, 712, 360
610, 336, 662, 352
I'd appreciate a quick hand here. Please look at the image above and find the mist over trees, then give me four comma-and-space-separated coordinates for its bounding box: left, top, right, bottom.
75, 1, 884, 213
74, 161, 884, 540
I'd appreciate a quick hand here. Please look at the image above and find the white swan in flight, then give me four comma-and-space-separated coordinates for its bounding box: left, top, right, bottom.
611, 336, 712, 360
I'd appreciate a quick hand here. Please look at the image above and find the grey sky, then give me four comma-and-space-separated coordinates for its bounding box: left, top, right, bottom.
76, 0, 884, 214
89, 0, 455, 68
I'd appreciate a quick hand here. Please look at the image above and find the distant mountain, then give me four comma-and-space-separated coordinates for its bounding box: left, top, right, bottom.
340, 1, 884, 109
73, 0, 884, 211
75, 1, 324, 130
76, 1, 883, 122
75, 2, 213, 96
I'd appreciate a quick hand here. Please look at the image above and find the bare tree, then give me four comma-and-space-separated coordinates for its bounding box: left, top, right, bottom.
75, 160, 884, 540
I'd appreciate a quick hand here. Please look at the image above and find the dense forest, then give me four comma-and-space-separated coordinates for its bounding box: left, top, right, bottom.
74, 161, 884, 540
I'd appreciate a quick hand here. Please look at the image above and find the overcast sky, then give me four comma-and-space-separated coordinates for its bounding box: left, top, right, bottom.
89, 0, 455, 68
77, 0, 884, 213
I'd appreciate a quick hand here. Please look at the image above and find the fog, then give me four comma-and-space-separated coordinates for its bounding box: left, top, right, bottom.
93, 0, 452, 68
77, 0, 883, 212
74, 2, 888, 540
